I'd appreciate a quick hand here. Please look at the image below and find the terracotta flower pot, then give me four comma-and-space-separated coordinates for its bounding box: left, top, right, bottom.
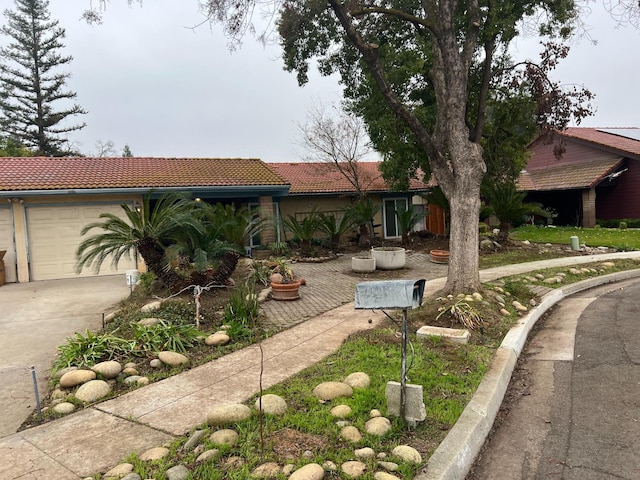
429, 249, 450, 264
270, 280, 302, 301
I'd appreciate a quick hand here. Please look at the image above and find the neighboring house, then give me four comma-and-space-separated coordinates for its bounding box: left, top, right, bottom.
268, 161, 435, 241
519, 127, 640, 227
0, 157, 288, 284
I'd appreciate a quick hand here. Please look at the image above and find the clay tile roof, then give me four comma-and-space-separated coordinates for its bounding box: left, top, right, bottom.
562, 127, 640, 157
0, 157, 288, 192
268, 161, 430, 194
517, 158, 623, 191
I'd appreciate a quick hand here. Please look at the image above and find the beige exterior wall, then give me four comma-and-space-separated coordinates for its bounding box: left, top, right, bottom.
7, 194, 142, 283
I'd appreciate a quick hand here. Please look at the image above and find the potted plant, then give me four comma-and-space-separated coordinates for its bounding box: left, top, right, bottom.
267, 257, 304, 301
371, 246, 406, 270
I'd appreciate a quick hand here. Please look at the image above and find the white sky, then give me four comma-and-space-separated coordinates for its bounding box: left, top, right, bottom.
2, 1, 639, 160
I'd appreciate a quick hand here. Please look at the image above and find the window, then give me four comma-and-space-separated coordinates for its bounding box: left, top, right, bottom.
383, 198, 408, 238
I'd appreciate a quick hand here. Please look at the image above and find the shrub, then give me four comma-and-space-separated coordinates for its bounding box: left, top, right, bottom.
53, 330, 132, 372
478, 222, 489, 234
619, 221, 628, 230
130, 320, 200, 354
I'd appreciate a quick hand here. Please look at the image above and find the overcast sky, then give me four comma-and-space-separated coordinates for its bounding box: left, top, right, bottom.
3, 1, 639, 161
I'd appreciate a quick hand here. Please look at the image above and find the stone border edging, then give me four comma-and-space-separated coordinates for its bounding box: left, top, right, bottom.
416, 267, 640, 480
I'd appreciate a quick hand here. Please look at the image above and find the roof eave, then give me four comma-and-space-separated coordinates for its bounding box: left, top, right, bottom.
0, 185, 291, 199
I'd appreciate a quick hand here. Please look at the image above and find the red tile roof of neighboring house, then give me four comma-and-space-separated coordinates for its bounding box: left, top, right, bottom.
0, 157, 288, 192
268, 161, 430, 194
517, 158, 623, 191
561, 127, 640, 157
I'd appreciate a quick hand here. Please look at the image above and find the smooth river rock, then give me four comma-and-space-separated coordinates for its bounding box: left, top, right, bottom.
330, 404, 352, 418
255, 394, 288, 415
312, 381, 353, 401
207, 404, 251, 426
342, 460, 367, 477
209, 428, 239, 446
139, 446, 170, 461
392, 445, 422, 464
205, 332, 230, 346
158, 351, 189, 367
289, 463, 325, 480
59, 369, 96, 388
343, 371, 371, 389
365, 416, 392, 436
91, 361, 122, 379
74, 380, 111, 403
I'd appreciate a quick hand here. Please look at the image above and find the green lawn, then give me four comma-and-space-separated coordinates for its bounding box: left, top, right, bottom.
511, 225, 640, 251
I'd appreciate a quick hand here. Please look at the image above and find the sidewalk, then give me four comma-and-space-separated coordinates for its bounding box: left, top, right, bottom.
2, 251, 640, 479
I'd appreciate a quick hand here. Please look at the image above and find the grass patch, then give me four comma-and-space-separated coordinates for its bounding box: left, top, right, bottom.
511, 225, 640, 251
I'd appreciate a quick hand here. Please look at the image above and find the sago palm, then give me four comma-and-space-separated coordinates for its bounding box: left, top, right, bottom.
484, 183, 549, 241
76, 192, 205, 291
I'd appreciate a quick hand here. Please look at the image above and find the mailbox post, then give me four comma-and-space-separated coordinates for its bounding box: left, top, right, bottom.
355, 279, 426, 422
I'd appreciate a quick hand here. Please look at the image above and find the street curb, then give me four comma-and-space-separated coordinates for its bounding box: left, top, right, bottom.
416, 267, 640, 480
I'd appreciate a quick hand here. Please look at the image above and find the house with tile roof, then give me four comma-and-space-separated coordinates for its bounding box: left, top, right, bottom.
0, 157, 288, 283
518, 127, 640, 227
269, 161, 437, 241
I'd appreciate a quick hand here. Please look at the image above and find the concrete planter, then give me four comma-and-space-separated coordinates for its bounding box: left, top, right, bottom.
351, 255, 376, 273
371, 247, 406, 270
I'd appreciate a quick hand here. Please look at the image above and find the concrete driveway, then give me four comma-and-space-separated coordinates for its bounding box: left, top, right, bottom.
0, 275, 130, 438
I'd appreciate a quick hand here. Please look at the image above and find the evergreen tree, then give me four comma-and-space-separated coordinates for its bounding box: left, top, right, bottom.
121, 143, 133, 157
0, 0, 86, 156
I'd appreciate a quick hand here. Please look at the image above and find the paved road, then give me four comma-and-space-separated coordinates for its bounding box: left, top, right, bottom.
0, 276, 130, 438
468, 278, 640, 480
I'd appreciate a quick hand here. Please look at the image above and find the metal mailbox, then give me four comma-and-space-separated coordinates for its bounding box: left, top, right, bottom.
354, 279, 426, 310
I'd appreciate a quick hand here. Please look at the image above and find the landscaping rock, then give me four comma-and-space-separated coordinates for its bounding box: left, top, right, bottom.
355, 447, 376, 458
282, 464, 296, 476
123, 375, 143, 385
139, 446, 170, 461
255, 394, 287, 415
313, 381, 353, 400
374, 472, 401, 480
138, 317, 162, 326
122, 367, 139, 376
377, 461, 399, 472
341, 425, 362, 442
120, 474, 141, 480
289, 463, 325, 480
50, 388, 66, 399
210, 428, 239, 446
208, 404, 251, 426
252, 462, 281, 478
59, 369, 96, 388
330, 404, 352, 418
323, 460, 337, 471
370, 409, 382, 417
149, 359, 162, 368
141, 300, 162, 313
512, 301, 528, 312
342, 460, 367, 477
183, 430, 207, 452
52, 366, 77, 379
158, 351, 189, 367
205, 332, 230, 346
543, 277, 561, 284
500, 308, 510, 317
53, 402, 75, 414
74, 380, 111, 403
92, 361, 122, 379
103, 463, 134, 479
365, 416, 392, 436
392, 445, 422, 464
344, 371, 370, 389
165, 464, 189, 480
195, 449, 219, 463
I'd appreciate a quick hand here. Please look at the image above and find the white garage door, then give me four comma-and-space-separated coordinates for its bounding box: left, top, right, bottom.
26, 203, 137, 281
0, 207, 17, 283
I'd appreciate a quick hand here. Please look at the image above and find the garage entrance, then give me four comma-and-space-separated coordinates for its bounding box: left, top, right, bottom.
26, 203, 137, 281
0, 207, 17, 283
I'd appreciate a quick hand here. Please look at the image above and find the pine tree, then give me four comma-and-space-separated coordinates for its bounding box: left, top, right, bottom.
121, 144, 133, 157
0, 0, 86, 156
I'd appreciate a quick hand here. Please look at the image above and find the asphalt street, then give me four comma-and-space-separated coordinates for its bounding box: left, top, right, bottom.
468, 278, 640, 480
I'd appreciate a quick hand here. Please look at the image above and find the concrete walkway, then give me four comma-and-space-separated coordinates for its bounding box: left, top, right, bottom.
1, 251, 640, 479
